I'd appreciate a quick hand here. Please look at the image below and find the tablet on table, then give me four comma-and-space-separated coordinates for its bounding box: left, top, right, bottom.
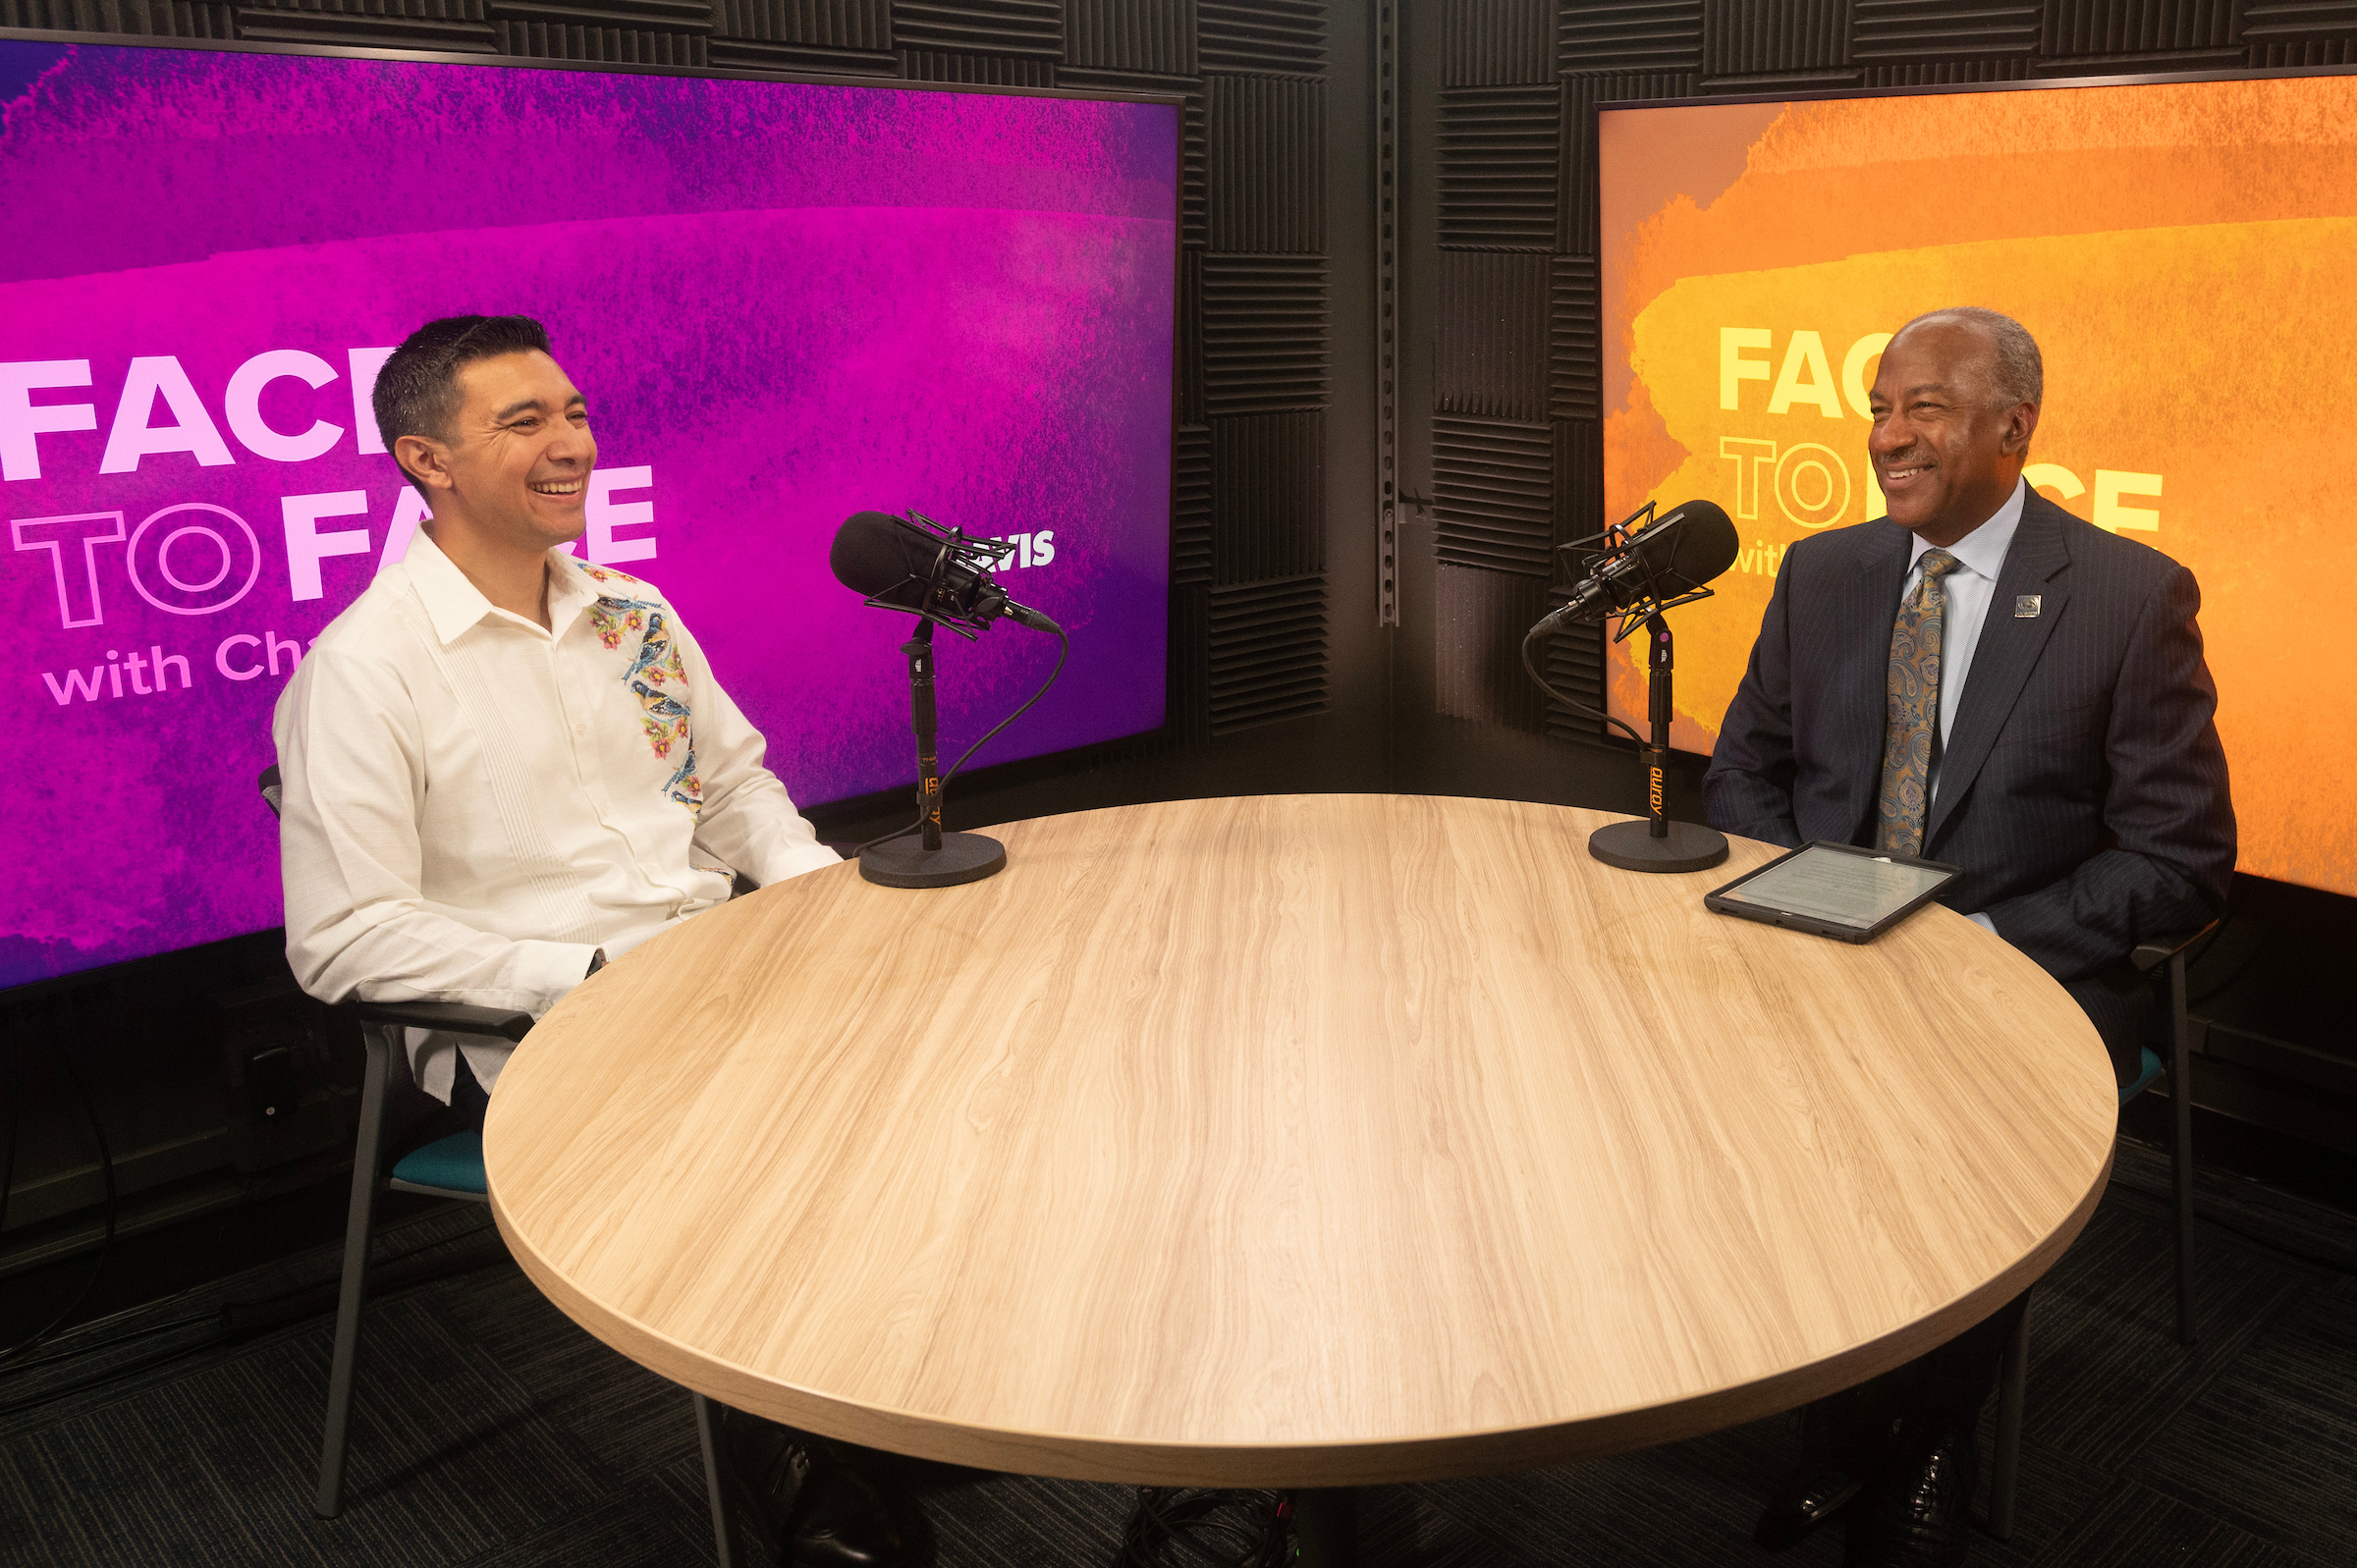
1706, 841, 1962, 945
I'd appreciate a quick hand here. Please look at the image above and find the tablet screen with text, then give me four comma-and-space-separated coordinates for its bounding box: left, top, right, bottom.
1717, 846, 1952, 931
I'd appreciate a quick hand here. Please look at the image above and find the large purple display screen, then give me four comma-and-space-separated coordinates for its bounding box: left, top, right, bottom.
0, 40, 1177, 990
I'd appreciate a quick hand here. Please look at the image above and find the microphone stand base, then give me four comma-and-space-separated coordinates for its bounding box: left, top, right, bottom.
1588, 818, 1729, 875
859, 832, 1008, 889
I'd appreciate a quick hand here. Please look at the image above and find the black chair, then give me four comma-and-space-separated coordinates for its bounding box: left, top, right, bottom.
259, 765, 753, 1558
321, 996, 529, 1516
258, 766, 535, 1515
1986, 919, 2217, 1539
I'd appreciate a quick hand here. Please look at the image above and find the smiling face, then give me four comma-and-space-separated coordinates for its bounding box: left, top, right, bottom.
1867, 318, 2039, 548
394, 350, 596, 553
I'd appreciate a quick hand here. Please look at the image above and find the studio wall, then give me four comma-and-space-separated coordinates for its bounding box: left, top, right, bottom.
0, 2, 1381, 1273
1398, 0, 2357, 823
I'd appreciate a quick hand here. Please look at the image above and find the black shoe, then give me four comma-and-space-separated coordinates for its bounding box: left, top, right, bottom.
1842, 1425, 1976, 1568
787, 1457, 907, 1568
1754, 1464, 1868, 1551
1755, 1391, 1887, 1551
722, 1414, 906, 1568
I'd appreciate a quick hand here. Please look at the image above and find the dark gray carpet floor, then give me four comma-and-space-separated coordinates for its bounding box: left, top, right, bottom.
2, 1136, 2351, 1568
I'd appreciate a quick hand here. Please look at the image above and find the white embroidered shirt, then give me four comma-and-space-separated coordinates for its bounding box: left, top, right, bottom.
273, 529, 838, 1099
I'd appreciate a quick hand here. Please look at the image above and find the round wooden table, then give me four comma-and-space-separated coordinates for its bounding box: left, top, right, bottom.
485, 795, 2114, 1548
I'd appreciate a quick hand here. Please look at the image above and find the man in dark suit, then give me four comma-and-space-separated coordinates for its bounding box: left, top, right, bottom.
1705, 308, 2234, 1566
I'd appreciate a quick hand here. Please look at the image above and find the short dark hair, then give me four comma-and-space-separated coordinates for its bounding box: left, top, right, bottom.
373, 314, 554, 494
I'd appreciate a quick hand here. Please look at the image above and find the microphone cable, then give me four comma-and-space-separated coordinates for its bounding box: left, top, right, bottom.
854, 626, 1070, 855
1520, 622, 1642, 747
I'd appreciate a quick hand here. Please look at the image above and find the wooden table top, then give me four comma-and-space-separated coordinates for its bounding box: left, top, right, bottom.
484, 794, 2116, 1487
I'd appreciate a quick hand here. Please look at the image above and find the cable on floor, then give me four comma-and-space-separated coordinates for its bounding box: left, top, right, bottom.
1117, 1487, 1294, 1568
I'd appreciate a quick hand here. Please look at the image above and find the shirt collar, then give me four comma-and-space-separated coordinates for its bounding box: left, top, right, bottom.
543, 550, 602, 641
1908, 475, 2026, 583
401, 527, 603, 647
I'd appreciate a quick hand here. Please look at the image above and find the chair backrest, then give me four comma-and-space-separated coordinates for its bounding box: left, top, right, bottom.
259, 763, 284, 821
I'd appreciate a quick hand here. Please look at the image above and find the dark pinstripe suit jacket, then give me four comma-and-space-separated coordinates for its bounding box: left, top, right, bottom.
1703, 492, 2235, 997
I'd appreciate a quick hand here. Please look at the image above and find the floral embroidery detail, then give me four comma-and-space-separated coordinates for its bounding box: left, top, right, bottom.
587, 586, 700, 816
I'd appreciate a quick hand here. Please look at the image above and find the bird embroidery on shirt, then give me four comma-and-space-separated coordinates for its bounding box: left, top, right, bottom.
584, 568, 702, 816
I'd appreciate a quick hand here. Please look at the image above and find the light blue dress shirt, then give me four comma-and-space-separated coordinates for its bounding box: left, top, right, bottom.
1896, 475, 2026, 933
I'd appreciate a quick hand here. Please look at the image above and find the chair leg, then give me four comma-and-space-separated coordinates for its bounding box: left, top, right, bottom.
1987, 1301, 2029, 1541
2169, 953, 2198, 1346
693, 1392, 745, 1568
316, 1023, 396, 1519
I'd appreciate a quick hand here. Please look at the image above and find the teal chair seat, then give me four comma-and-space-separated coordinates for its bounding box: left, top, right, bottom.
391, 1131, 487, 1196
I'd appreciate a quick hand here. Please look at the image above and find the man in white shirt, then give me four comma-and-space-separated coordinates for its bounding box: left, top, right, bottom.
276, 316, 840, 1102
274, 314, 902, 1567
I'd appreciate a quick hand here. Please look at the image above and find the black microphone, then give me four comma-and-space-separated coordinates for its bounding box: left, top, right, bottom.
830, 510, 1062, 633
1533, 498, 1740, 634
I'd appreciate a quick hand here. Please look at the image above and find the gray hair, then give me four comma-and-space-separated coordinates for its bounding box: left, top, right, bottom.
1894, 306, 2043, 409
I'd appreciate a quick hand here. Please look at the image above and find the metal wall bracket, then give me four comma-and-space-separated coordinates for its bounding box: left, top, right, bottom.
1375, 0, 1401, 627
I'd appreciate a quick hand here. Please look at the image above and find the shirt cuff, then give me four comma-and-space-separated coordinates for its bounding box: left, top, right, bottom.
758, 837, 850, 884
514, 939, 607, 1015
1967, 911, 1997, 935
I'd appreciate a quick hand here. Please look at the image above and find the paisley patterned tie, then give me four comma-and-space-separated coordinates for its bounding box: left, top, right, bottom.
1876, 549, 1961, 857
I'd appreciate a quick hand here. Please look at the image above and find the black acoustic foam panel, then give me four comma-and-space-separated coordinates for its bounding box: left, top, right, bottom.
892, 0, 1061, 58
1437, 84, 1560, 250
1702, 0, 1846, 78
1436, 565, 1550, 731
1198, 0, 1324, 74
1065, 0, 1195, 77
1561, 0, 1705, 74
1200, 255, 1330, 416
1549, 255, 1598, 423
2044, 0, 2237, 56
1208, 575, 1328, 735
1207, 73, 1325, 253
1851, 1, 2042, 62
1440, 0, 1555, 86
1175, 424, 1213, 587
1434, 414, 1555, 576
1438, 250, 1551, 424
1211, 413, 1326, 585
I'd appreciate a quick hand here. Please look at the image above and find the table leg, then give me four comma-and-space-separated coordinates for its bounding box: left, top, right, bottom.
692, 1393, 744, 1568
1293, 1487, 1360, 1568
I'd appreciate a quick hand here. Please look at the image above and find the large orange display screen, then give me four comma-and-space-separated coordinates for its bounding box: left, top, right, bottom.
1601, 73, 2357, 895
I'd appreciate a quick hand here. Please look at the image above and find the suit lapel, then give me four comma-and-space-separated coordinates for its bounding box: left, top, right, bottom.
1924, 496, 2073, 849
1838, 523, 1913, 841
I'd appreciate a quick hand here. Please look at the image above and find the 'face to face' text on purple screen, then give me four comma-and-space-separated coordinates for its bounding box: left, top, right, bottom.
0, 41, 1178, 988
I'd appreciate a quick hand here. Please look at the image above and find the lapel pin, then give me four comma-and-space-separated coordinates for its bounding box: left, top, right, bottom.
2014, 595, 2042, 619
